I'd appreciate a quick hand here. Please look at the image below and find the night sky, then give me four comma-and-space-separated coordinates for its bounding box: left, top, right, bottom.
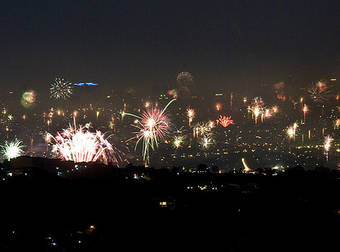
1, 0, 339, 93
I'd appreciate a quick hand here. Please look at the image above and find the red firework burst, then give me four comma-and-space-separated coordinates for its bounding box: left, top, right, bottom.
217, 115, 234, 128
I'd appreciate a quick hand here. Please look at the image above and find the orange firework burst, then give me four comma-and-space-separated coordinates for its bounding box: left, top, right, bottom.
216, 103, 222, 111
217, 115, 234, 128
302, 104, 308, 123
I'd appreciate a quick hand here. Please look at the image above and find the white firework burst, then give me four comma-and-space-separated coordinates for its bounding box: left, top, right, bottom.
50, 77, 73, 100
1, 139, 24, 161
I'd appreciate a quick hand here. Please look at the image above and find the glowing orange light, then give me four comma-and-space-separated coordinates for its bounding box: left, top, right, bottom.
216, 103, 221, 111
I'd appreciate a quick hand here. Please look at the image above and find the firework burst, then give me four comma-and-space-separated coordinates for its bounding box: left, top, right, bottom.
50, 77, 73, 100
248, 98, 279, 123
248, 97, 264, 124
335, 119, 340, 130
126, 99, 176, 165
308, 81, 330, 103
21, 90, 37, 108
176, 72, 193, 85
324, 135, 333, 152
191, 122, 215, 149
48, 123, 123, 165
208, 120, 215, 129
187, 108, 195, 127
217, 115, 234, 128
193, 122, 212, 138
324, 135, 333, 161
272, 105, 279, 113
173, 135, 184, 149
215, 103, 222, 111
199, 135, 213, 149
287, 123, 298, 140
1, 139, 24, 161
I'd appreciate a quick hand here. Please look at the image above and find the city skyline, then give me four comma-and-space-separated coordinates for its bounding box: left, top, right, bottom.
0, 79, 339, 171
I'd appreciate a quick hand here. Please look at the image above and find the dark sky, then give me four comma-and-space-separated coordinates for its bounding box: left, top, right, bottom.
0, 0, 339, 93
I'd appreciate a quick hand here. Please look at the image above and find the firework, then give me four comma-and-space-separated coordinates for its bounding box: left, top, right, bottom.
215, 103, 221, 111
273, 82, 286, 101
272, 105, 279, 114
217, 115, 234, 128
1, 139, 24, 161
23, 91, 36, 103
49, 123, 123, 165
119, 110, 126, 120
335, 119, 340, 130
302, 104, 308, 123
264, 109, 272, 118
287, 123, 298, 140
192, 122, 214, 149
50, 77, 73, 100
187, 108, 195, 127
242, 158, 251, 173
176, 72, 193, 85
21, 90, 36, 108
308, 86, 326, 102
144, 101, 151, 108
316, 81, 327, 92
308, 81, 331, 103
200, 136, 213, 149
173, 136, 184, 149
208, 120, 215, 129
324, 135, 333, 152
248, 97, 279, 123
126, 99, 175, 166
167, 89, 178, 99
324, 135, 333, 161
193, 122, 211, 138
249, 97, 264, 124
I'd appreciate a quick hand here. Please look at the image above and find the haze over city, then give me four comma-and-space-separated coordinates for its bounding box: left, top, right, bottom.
0, 1, 339, 251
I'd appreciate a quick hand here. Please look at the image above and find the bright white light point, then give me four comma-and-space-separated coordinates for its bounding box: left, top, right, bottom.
324, 136, 333, 152
202, 137, 211, 148
287, 123, 298, 139
143, 130, 152, 137
147, 118, 155, 128
255, 107, 260, 117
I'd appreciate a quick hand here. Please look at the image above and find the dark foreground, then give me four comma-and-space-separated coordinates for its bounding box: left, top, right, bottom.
1, 166, 340, 251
